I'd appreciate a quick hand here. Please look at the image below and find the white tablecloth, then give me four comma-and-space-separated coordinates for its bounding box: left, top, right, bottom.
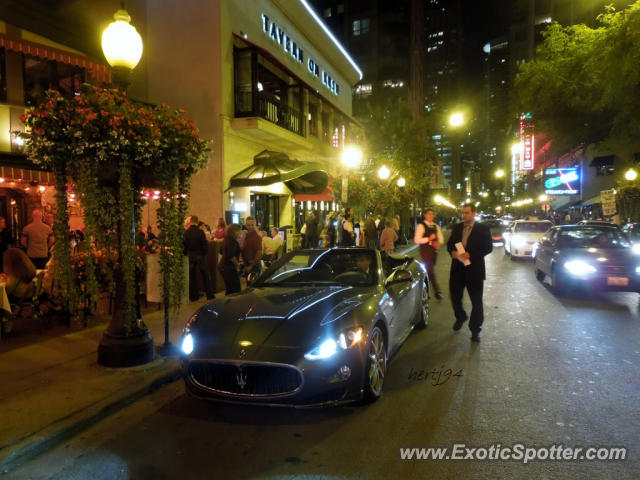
145, 255, 189, 305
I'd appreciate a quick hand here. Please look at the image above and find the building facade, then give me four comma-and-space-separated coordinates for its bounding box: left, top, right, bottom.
1, 0, 361, 235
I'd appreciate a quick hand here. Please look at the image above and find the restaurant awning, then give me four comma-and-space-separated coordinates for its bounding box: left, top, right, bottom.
227, 150, 328, 194
0, 33, 111, 83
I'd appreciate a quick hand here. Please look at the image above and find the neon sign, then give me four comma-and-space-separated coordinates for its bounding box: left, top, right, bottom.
519, 114, 534, 170
544, 167, 580, 195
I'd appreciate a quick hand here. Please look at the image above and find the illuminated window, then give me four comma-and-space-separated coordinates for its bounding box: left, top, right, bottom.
323, 8, 331, 18
352, 18, 370, 36
355, 83, 372, 96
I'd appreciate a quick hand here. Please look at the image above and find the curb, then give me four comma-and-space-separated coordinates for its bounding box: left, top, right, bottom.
0, 358, 182, 474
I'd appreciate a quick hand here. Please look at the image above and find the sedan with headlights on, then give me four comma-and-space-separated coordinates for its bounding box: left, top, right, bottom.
533, 225, 640, 295
504, 220, 553, 259
179, 248, 429, 407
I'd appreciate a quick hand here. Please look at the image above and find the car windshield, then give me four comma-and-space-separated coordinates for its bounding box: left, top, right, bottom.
556, 228, 631, 249
514, 222, 552, 233
255, 249, 379, 287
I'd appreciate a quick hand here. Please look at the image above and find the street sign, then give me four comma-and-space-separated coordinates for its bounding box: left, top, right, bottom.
600, 189, 616, 216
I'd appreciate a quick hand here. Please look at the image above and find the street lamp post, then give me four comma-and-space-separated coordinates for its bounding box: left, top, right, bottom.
449, 112, 465, 201
341, 146, 362, 205
97, 8, 154, 367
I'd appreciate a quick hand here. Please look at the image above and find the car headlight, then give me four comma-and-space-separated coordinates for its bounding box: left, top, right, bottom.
511, 235, 527, 248
305, 338, 337, 360
632, 244, 640, 254
564, 260, 596, 275
181, 333, 194, 355
338, 327, 363, 349
305, 328, 364, 361
636, 266, 640, 274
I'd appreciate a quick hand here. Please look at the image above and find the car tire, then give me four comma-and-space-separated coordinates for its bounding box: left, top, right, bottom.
504, 243, 510, 256
510, 253, 517, 261
415, 284, 429, 330
362, 326, 387, 403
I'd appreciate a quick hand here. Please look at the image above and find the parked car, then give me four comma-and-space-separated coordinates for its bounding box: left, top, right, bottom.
576, 220, 622, 231
481, 219, 507, 244
504, 220, 553, 259
179, 247, 429, 407
622, 223, 640, 246
533, 225, 640, 296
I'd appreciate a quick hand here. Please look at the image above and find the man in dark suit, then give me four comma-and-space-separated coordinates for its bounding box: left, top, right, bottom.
446, 204, 493, 342
184, 215, 215, 301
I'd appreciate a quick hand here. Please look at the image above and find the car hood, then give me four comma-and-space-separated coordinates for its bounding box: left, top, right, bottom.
558, 247, 638, 267
187, 285, 372, 359
512, 231, 546, 241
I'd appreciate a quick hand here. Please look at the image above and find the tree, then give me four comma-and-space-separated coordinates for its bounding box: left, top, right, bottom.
513, 2, 640, 153
361, 95, 437, 209
19, 85, 208, 366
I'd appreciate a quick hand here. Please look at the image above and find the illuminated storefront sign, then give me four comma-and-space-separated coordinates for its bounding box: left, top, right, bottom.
519, 114, 534, 170
261, 13, 339, 96
544, 167, 580, 195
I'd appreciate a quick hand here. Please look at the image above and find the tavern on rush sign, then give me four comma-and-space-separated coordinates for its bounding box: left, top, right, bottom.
261, 13, 340, 96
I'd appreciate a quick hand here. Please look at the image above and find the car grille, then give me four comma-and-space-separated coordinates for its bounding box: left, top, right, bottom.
188, 361, 303, 397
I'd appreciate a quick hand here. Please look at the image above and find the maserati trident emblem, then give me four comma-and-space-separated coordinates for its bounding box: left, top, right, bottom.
236, 368, 248, 389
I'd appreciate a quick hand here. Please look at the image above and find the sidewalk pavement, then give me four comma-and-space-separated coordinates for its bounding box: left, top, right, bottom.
0, 244, 418, 473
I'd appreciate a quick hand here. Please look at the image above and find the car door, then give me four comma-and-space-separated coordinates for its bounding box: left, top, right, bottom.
383, 268, 415, 348
536, 228, 556, 274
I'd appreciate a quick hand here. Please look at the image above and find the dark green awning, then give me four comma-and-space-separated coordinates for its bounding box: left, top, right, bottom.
227, 150, 328, 194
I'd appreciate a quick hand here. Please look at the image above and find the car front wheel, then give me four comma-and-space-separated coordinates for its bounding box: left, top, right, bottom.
363, 326, 387, 403
415, 284, 429, 329
551, 267, 566, 296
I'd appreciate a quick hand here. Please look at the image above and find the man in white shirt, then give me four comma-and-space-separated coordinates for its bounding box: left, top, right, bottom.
262, 228, 284, 264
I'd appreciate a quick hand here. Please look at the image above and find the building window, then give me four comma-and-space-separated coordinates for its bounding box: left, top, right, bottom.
323, 7, 332, 18
352, 18, 370, 36
23, 54, 85, 106
233, 45, 304, 136
308, 102, 318, 137
337, 4, 344, 14
355, 83, 372, 97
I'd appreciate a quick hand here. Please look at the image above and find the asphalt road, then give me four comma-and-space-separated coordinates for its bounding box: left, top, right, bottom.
8, 243, 640, 480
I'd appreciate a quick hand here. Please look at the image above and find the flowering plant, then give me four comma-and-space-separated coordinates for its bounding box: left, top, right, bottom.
19, 85, 208, 334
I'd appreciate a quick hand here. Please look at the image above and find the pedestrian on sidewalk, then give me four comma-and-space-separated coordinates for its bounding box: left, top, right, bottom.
183, 215, 215, 301
0, 216, 13, 273
380, 219, 398, 254
241, 216, 262, 277
218, 224, 243, 295
414, 208, 444, 299
446, 203, 493, 342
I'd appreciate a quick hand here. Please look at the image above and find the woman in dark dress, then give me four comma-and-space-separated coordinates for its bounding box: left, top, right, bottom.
219, 224, 243, 295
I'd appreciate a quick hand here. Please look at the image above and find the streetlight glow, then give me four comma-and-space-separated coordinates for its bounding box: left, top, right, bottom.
450, 112, 464, 127
495, 169, 505, 178
397, 177, 406, 187
511, 143, 521, 156
378, 165, 390, 180
101, 10, 143, 70
539, 194, 548, 202
625, 168, 638, 181
342, 146, 362, 168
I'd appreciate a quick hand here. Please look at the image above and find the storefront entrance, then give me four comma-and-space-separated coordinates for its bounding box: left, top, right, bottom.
250, 193, 280, 230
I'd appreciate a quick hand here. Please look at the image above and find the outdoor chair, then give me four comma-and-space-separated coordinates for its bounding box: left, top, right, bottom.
11, 271, 48, 332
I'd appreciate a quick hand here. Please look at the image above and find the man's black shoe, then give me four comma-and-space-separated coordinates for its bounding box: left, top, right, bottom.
453, 319, 465, 331
435, 292, 444, 300
471, 333, 481, 342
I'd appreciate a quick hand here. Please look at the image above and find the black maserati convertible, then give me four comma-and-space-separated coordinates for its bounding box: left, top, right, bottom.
179, 247, 429, 407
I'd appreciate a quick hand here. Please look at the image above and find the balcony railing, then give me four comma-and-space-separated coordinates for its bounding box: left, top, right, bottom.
235, 91, 304, 137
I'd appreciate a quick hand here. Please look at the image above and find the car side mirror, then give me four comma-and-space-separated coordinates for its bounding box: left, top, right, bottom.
385, 269, 412, 287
